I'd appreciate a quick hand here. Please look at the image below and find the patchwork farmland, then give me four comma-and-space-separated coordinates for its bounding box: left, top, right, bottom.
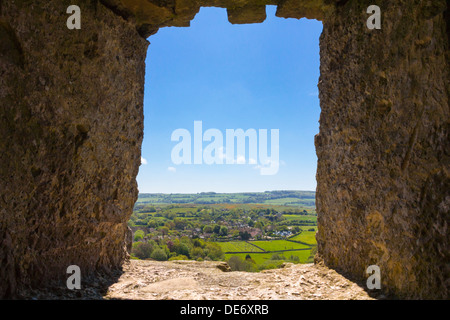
130, 191, 317, 271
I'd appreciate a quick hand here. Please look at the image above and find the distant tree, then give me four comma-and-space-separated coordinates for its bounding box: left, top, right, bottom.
239, 231, 251, 240
213, 224, 221, 234
159, 226, 169, 238
169, 255, 189, 261
204, 243, 224, 261
177, 243, 190, 258
227, 256, 246, 271
255, 221, 264, 231
151, 248, 168, 261
168, 212, 177, 220
132, 241, 154, 260
174, 218, 187, 230
245, 254, 256, 265
191, 247, 205, 259
134, 230, 145, 242
203, 225, 213, 233
134, 219, 147, 226
160, 244, 170, 257
166, 240, 175, 252
271, 253, 285, 260
193, 238, 205, 248
227, 256, 256, 272
146, 232, 154, 239
180, 236, 191, 244
164, 221, 175, 229
219, 226, 228, 236
147, 219, 157, 229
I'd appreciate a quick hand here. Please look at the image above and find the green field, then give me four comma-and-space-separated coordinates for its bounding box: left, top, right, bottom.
136, 191, 315, 207
249, 240, 310, 251
282, 215, 317, 223
263, 197, 315, 207
225, 249, 313, 265
215, 241, 264, 253
300, 226, 317, 231
289, 231, 317, 245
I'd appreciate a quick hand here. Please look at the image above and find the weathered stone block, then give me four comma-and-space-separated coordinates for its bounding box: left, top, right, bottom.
227, 5, 267, 24
276, 0, 332, 20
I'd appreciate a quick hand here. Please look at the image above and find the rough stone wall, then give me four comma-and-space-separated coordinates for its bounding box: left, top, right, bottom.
0, 0, 148, 297
316, 0, 449, 299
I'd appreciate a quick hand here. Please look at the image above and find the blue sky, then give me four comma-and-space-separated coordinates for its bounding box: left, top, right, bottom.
137, 6, 322, 193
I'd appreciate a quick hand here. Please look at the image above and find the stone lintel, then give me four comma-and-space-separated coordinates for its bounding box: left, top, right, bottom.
275, 0, 331, 21
227, 5, 267, 24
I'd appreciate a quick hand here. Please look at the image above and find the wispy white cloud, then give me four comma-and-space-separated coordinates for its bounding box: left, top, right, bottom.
218, 146, 227, 161
211, 147, 267, 166
168, 166, 176, 173
217, 147, 245, 164
236, 155, 246, 164
141, 157, 148, 165
253, 159, 281, 175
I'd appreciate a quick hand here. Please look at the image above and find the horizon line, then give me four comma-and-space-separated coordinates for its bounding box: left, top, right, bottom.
138, 189, 316, 195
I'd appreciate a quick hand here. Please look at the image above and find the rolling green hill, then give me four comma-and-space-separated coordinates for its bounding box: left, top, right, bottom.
136, 190, 315, 207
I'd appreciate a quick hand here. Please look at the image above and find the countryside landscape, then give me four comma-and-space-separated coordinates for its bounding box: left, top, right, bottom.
129, 191, 318, 271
